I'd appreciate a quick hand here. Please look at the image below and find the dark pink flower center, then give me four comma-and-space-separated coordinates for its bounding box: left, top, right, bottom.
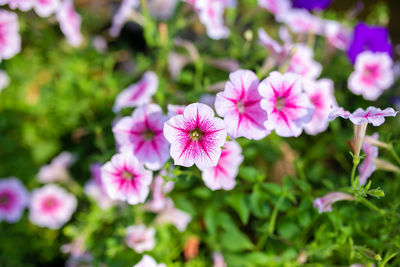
0, 191, 14, 210
41, 196, 61, 213
122, 170, 134, 180
236, 100, 245, 114
141, 129, 155, 141
275, 97, 286, 111
189, 128, 203, 141
362, 64, 379, 85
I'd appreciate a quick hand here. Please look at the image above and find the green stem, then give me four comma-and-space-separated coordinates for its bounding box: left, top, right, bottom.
350, 156, 361, 188
358, 197, 385, 216
388, 144, 400, 165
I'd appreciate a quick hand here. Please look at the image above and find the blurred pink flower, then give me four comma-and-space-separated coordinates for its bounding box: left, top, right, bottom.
148, 0, 178, 20
303, 79, 337, 135
34, 0, 60, 17
195, 0, 230, 40
164, 103, 227, 169
288, 44, 322, 80
258, 28, 291, 62
37, 151, 75, 183
348, 51, 394, 101
258, 0, 290, 16
199, 94, 216, 108
167, 104, 186, 117
0, 177, 29, 223
281, 9, 323, 34
324, 20, 351, 50
101, 152, 152, 205
213, 252, 227, 267
113, 71, 158, 113
84, 163, 115, 209
144, 172, 174, 212
109, 0, 139, 37
215, 69, 268, 139
6, 0, 34, 11
134, 255, 166, 267
349, 107, 397, 126
0, 10, 21, 61
168, 52, 191, 79
258, 71, 314, 137
56, 0, 83, 47
92, 35, 107, 53
29, 184, 77, 229
359, 133, 379, 185
314, 192, 354, 213
155, 199, 191, 231
201, 140, 243, 190
125, 224, 156, 253
113, 104, 170, 170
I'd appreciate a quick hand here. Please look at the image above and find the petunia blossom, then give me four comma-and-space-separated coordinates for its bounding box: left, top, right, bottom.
134, 255, 166, 267
113, 71, 158, 113
148, 0, 178, 20
144, 172, 174, 212
155, 199, 191, 232
201, 140, 243, 190
6, 0, 34, 11
34, 0, 60, 17
113, 104, 170, 170
347, 22, 393, 64
303, 79, 337, 135
167, 104, 186, 117
258, 0, 290, 16
328, 105, 350, 121
324, 20, 351, 51
101, 152, 153, 205
258, 71, 315, 137
37, 151, 75, 183
313, 192, 354, 213
163, 103, 227, 169
0, 177, 29, 223
125, 224, 156, 253
109, 0, 139, 37
215, 69, 269, 139
281, 9, 323, 34
288, 44, 322, 80
213, 252, 227, 267
56, 0, 83, 47
195, 0, 230, 40
292, 0, 332, 11
349, 107, 397, 126
29, 184, 77, 229
0, 10, 21, 61
348, 51, 394, 101
84, 163, 116, 209
358, 133, 378, 185
258, 28, 291, 64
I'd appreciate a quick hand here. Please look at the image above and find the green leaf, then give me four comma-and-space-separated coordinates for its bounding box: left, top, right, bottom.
228, 193, 250, 225
204, 206, 218, 236
221, 227, 254, 252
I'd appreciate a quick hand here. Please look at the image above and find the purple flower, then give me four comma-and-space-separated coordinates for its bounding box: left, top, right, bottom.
292, 0, 333, 11
347, 23, 393, 64
0, 177, 29, 223
313, 192, 354, 213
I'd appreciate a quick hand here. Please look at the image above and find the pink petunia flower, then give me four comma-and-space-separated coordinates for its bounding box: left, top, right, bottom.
258, 71, 315, 137
84, 163, 116, 209
328, 105, 350, 121
195, 0, 230, 40
163, 103, 227, 169
6, 0, 34, 11
0, 10, 21, 61
56, 0, 83, 47
258, 28, 291, 63
213, 252, 227, 267
125, 224, 156, 253
313, 192, 354, 213
349, 107, 397, 126
101, 152, 153, 205
113, 71, 158, 113
288, 44, 322, 80
134, 255, 166, 267
201, 140, 243, 190
348, 51, 394, 101
215, 69, 269, 139
144, 172, 174, 212
199, 94, 216, 108
37, 151, 75, 183
148, 0, 178, 20
303, 79, 337, 135
109, 0, 139, 37
167, 104, 186, 117
324, 20, 351, 51
168, 52, 191, 79
258, 0, 290, 16
358, 133, 379, 185
281, 9, 323, 34
113, 104, 170, 170
34, 0, 61, 17
29, 184, 77, 229
155, 199, 191, 232
0, 177, 29, 223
